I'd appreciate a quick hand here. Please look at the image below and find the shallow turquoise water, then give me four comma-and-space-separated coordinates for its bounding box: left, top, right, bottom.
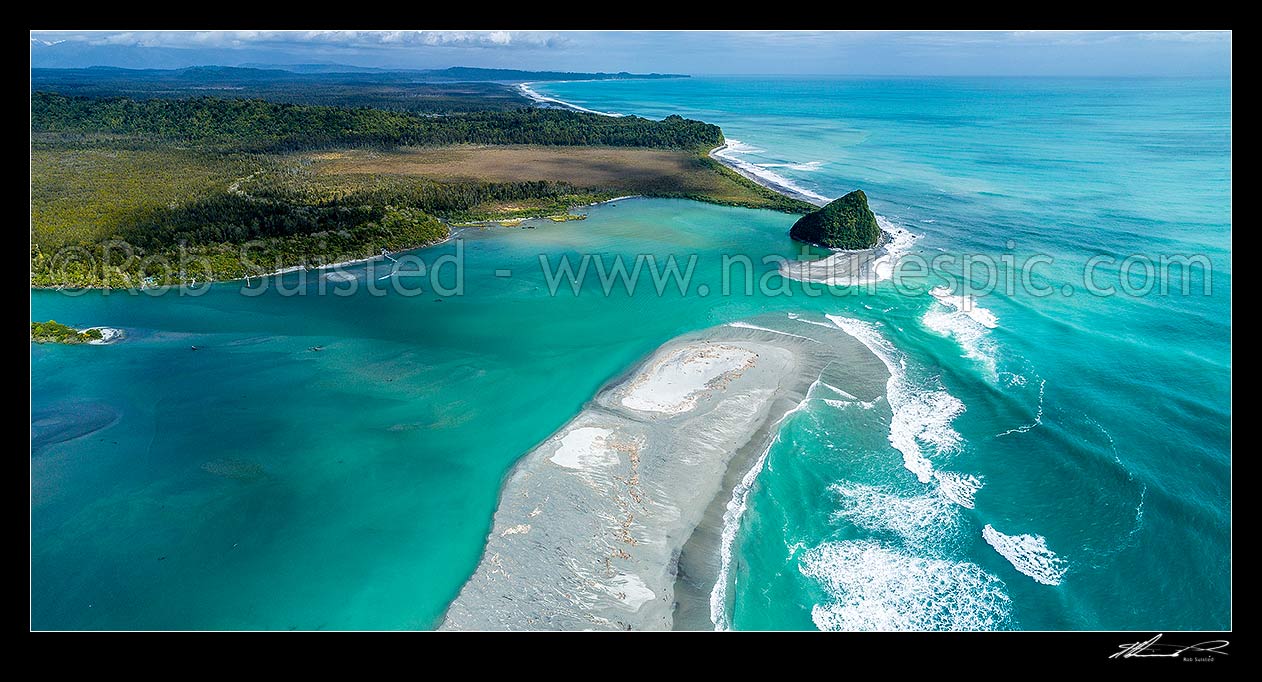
32, 76, 1230, 630
537, 76, 1231, 630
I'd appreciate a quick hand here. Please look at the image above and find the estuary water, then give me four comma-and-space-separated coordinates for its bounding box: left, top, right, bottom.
31, 76, 1230, 630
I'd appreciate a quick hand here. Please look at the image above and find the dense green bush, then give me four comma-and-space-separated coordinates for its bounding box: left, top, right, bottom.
789, 190, 881, 249
32, 93, 724, 152
31, 320, 101, 344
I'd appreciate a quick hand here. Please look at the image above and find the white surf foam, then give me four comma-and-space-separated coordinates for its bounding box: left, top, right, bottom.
825, 315, 965, 484
758, 160, 825, 172
710, 377, 821, 630
517, 82, 625, 117
800, 540, 1012, 631
928, 286, 998, 328
83, 327, 124, 345
922, 289, 1000, 377
726, 321, 819, 343
934, 471, 984, 509
982, 524, 1068, 586
791, 316, 838, 330
999, 371, 1028, 387
821, 397, 876, 409
829, 482, 961, 548
819, 381, 858, 400
779, 217, 919, 287
711, 139, 832, 205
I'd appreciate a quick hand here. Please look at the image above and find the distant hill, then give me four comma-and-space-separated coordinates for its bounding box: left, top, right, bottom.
238, 62, 388, 74
30, 65, 690, 114
414, 67, 687, 81
30, 66, 530, 113
238, 64, 687, 81
33, 65, 688, 84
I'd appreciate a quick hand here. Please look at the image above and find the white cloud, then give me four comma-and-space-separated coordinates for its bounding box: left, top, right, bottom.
30, 30, 562, 51
1136, 31, 1231, 43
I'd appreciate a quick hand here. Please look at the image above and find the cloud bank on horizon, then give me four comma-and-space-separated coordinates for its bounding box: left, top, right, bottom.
30, 30, 1231, 77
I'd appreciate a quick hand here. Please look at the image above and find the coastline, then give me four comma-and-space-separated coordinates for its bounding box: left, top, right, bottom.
32, 230, 460, 292
34, 87, 812, 293
517, 82, 626, 118
708, 142, 831, 207
453, 198, 638, 230
212, 227, 466, 285
440, 85, 904, 630
440, 316, 887, 631
516, 82, 823, 212
514, 81, 829, 209
777, 216, 918, 286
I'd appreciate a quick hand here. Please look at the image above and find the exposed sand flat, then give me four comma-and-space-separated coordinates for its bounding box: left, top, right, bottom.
548, 427, 618, 470
620, 344, 758, 415
440, 316, 887, 631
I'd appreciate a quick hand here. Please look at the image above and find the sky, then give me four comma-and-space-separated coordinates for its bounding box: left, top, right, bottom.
30, 30, 1231, 77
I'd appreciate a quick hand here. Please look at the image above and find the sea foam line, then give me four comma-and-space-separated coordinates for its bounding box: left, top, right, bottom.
517, 82, 625, 117
995, 378, 1046, 437
710, 139, 832, 205
1126, 485, 1148, 545
829, 482, 962, 549
928, 286, 999, 329
819, 381, 858, 400
982, 524, 1068, 586
778, 217, 919, 287
726, 321, 819, 343
825, 315, 965, 485
800, 540, 1013, 631
922, 287, 1000, 378
758, 160, 825, 172
934, 471, 983, 509
710, 376, 822, 631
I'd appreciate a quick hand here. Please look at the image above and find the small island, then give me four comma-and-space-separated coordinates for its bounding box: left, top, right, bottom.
789, 189, 881, 250
31, 320, 121, 345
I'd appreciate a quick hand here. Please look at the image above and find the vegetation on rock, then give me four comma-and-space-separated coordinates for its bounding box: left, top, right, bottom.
31, 320, 103, 344
788, 189, 880, 249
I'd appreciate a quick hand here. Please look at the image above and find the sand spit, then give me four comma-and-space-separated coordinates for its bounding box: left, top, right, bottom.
441, 316, 886, 630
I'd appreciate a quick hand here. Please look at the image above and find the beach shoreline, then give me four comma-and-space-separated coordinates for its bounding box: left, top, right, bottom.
514, 83, 825, 213
517, 82, 625, 118
440, 316, 887, 630
708, 142, 831, 207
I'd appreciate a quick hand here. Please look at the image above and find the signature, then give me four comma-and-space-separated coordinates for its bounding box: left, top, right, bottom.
1111, 634, 1229, 660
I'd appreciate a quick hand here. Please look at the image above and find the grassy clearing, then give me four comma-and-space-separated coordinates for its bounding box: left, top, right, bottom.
290, 146, 811, 213
30, 143, 811, 288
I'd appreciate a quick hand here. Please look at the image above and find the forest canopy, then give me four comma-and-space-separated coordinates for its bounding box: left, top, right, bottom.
31, 93, 724, 152
30, 91, 809, 289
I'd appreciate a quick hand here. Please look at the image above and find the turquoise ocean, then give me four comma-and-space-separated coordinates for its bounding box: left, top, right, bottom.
31, 76, 1230, 630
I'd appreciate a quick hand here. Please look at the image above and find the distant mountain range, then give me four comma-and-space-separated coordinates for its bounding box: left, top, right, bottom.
240, 63, 689, 81
29, 64, 686, 114
32, 64, 689, 83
